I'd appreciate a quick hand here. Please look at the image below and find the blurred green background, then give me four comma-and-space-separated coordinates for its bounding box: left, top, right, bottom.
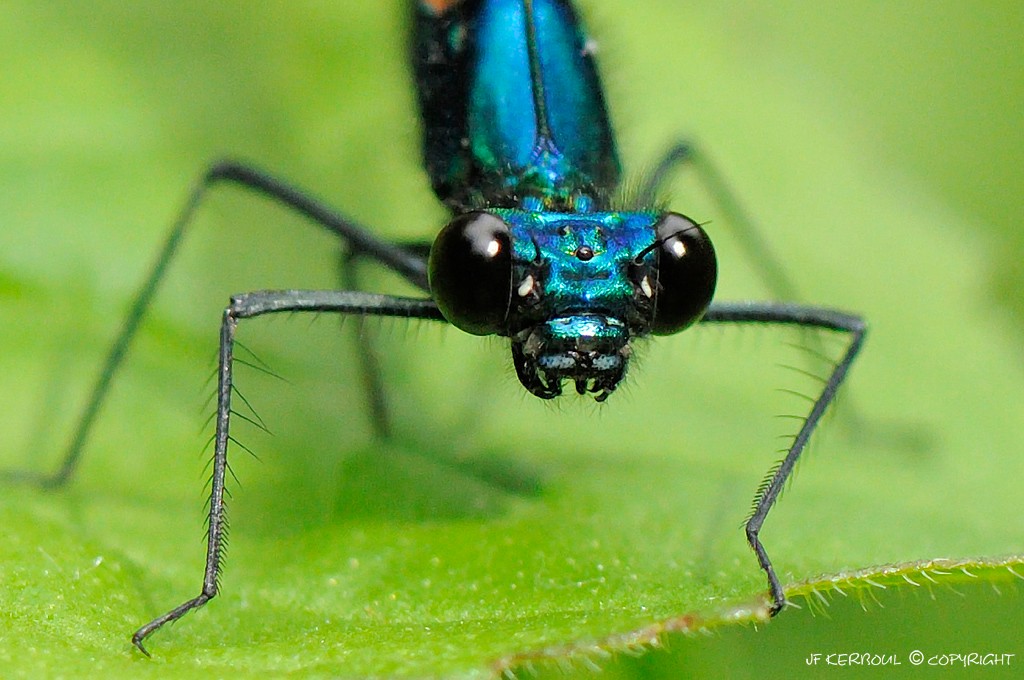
1, 1, 1022, 678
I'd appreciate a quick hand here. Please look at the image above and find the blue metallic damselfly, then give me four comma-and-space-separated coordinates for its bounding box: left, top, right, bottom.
5, 0, 865, 653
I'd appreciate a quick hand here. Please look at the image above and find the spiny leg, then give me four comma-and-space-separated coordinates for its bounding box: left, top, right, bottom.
131, 289, 444, 655
3, 160, 428, 488
700, 301, 866, 613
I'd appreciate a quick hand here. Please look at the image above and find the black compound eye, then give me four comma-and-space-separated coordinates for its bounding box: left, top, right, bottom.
649, 212, 717, 335
429, 211, 513, 335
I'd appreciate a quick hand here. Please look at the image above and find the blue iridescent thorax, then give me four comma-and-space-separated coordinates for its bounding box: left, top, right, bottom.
418, 0, 718, 400
413, 0, 619, 211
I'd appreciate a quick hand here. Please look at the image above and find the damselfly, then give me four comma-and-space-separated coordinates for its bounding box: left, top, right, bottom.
7, 0, 865, 654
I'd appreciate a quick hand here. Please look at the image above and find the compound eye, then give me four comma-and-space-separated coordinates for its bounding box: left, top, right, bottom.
429, 211, 513, 335
650, 212, 717, 335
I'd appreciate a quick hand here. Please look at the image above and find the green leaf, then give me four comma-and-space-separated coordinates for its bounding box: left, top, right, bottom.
1, 2, 1022, 679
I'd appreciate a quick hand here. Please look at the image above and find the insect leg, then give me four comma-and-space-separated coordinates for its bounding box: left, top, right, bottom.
3, 160, 427, 488
131, 289, 443, 654
700, 301, 866, 614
